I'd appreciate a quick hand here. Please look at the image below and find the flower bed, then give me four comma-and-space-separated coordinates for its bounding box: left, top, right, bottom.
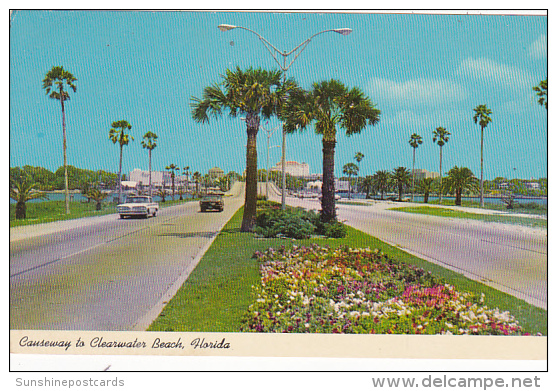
241, 245, 529, 335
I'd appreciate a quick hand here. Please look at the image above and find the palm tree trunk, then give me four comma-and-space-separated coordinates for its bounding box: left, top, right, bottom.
118, 145, 123, 203
241, 123, 259, 232
321, 139, 336, 223
456, 188, 462, 206
424, 191, 429, 204
348, 174, 351, 199
172, 174, 175, 201
148, 149, 152, 197
411, 148, 416, 202
16, 201, 26, 219
61, 94, 70, 215
439, 146, 443, 203
480, 126, 484, 208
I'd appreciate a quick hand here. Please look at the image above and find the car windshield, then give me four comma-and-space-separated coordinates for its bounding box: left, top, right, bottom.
203, 196, 221, 200
128, 197, 149, 203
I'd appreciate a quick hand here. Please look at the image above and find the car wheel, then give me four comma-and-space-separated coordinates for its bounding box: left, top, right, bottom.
119, 215, 125, 219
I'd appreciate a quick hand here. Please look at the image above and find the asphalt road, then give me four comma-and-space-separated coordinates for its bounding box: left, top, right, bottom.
266, 184, 547, 309
10, 183, 245, 330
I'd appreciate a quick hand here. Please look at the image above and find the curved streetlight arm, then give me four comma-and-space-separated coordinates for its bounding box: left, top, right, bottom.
229, 26, 289, 70
219, 25, 352, 72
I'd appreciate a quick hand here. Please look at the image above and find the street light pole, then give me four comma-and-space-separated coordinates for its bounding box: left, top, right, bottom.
218, 24, 352, 210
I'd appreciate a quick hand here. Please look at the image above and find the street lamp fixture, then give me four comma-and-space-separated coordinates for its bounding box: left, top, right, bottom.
218, 23, 352, 209
218, 24, 237, 32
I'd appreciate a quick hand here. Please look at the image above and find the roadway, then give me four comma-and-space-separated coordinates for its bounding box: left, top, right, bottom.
10, 183, 245, 330
264, 183, 547, 309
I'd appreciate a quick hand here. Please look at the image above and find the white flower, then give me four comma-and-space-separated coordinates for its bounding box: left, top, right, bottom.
305, 323, 310, 328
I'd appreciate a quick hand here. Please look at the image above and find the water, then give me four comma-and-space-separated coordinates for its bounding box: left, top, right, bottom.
337, 192, 548, 206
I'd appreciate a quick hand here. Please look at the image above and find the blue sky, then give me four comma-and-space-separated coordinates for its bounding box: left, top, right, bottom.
9, 10, 547, 180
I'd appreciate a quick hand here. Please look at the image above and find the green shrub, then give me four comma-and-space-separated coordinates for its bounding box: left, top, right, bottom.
321, 221, 347, 238
257, 194, 268, 201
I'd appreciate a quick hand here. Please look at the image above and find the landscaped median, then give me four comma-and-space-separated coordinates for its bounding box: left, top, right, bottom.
147, 207, 546, 335
389, 206, 547, 229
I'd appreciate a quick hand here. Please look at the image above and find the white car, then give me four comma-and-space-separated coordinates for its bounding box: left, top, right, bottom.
117, 196, 159, 219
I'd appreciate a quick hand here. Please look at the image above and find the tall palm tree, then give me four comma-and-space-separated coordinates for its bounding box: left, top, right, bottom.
42, 66, 77, 215
372, 170, 390, 200
473, 105, 492, 207
392, 166, 411, 202
433, 126, 450, 203
408, 133, 423, 202
165, 164, 180, 201
10, 174, 47, 219
109, 120, 133, 204
192, 67, 296, 232
283, 80, 380, 222
141, 131, 158, 197
342, 162, 359, 199
416, 178, 436, 204
444, 166, 479, 206
192, 171, 202, 196
354, 152, 365, 193
532, 78, 547, 109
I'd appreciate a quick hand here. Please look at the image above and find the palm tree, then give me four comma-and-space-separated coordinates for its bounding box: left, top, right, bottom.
416, 178, 436, 204
192, 67, 296, 232
372, 170, 390, 200
444, 166, 479, 206
141, 131, 158, 197
182, 166, 190, 195
192, 171, 202, 196
532, 79, 547, 109
165, 164, 180, 201
408, 133, 423, 202
473, 105, 492, 207
354, 152, 365, 193
361, 175, 374, 199
42, 66, 77, 215
88, 188, 109, 211
283, 80, 380, 222
10, 174, 47, 219
392, 167, 411, 201
155, 188, 168, 203
109, 120, 133, 204
342, 162, 359, 199
433, 126, 450, 203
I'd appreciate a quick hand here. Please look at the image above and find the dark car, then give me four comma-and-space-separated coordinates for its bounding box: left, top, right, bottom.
200, 194, 224, 212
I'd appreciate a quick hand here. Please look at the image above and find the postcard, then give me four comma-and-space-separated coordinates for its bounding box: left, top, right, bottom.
9, 9, 547, 370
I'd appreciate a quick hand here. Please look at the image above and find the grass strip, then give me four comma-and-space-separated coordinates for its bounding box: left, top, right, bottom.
9, 198, 200, 227
148, 207, 546, 335
390, 206, 547, 229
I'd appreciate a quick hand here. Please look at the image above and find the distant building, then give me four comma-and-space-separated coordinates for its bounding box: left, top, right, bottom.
335, 179, 349, 192
208, 166, 224, 178
270, 161, 310, 177
129, 169, 179, 189
412, 169, 439, 181
525, 182, 540, 190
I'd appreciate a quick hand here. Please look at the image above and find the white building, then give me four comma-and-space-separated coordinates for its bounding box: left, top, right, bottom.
270, 161, 310, 177
129, 169, 188, 189
411, 169, 439, 180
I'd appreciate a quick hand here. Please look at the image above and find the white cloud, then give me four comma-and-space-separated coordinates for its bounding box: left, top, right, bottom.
528, 34, 547, 59
368, 77, 468, 106
458, 57, 534, 88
